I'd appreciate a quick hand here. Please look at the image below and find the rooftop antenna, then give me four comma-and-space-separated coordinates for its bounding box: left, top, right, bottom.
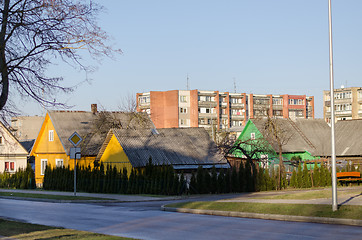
186, 74, 190, 90
233, 78, 236, 93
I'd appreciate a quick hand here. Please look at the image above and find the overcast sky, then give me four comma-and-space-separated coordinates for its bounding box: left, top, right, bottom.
17, 0, 362, 118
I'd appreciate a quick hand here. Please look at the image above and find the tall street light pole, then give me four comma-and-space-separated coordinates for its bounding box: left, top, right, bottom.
328, 0, 338, 212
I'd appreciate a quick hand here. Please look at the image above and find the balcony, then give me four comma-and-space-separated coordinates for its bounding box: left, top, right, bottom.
272, 105, 283, 110
198, 114, 217, 119
230, 114, 244, 120
198, 101, 217, 107
230, 102, 244, 108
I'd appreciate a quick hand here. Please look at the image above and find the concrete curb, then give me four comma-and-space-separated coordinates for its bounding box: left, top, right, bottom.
161, 206, 362, 227
0, 195, 183, 204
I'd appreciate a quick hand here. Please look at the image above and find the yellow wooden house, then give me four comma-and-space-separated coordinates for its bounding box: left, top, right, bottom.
31, 106, 154, 187
96, 128, 230, 176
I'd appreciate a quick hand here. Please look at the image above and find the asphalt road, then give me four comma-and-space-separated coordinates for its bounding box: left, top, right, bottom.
1, 198, 362, 240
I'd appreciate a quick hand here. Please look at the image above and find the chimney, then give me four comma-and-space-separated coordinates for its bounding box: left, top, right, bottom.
91, 104, 97, 114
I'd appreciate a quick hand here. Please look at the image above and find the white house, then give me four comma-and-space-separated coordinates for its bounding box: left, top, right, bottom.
0, 121, 28, 173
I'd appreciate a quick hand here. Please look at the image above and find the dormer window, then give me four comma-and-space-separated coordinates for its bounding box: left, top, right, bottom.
49, 130, 54, 142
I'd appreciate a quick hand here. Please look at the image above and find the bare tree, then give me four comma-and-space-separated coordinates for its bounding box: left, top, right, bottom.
0, 0, 121, 111
261, 117, 293, 189
228, 133, 274, 163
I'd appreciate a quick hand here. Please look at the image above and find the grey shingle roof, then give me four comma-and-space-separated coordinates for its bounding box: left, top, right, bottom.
48, 110, 154, 156
251, 118, 362, 158
251, 118, 330, 156
335, 119, 362, 156
98, 127, 229, 169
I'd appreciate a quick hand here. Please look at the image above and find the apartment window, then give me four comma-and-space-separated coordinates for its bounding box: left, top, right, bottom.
180, 107, 187, 114
207, 119, 212, 125
180, 95, 187, 103
273, 110, 283, 116
49, 130, 54, 142
180, 108, 187, 113
334, 92, 351, 99
5, 161, 15, 172
232, 109, 242, 115
41, 159, 48, 175
56, 159, 63, 168
139, 96, 150, 104
199, 108, 213, 114
272, 98, 283, 105
250, 132, 256, 140
289, 99, 303, 105
0, 136, 3, 144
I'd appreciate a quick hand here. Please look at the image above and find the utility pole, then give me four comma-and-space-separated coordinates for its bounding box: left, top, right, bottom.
328, 0, 338, 212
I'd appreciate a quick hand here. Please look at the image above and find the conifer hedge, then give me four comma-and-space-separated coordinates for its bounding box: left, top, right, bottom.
0, 164, 36, 189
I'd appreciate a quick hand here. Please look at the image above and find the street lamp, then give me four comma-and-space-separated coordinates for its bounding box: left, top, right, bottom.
328, 0, 338, 212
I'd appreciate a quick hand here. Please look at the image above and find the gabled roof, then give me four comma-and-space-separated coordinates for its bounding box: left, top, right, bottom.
335, 119, 362, 156
0, 121, 28, 156
43, 110, 155, 156
250, 118, 330, 156
97, 127, 229, 169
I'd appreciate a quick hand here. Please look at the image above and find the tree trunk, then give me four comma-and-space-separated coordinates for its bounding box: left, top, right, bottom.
0, 0, 10, 111
278, 145, 283, 190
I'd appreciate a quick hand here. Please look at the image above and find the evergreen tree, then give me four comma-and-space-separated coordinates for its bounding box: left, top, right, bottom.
302, 162, 311, 188
217, 169, 225, 194
231, 167, 238, 193
296, 163, 303, 188
290, 168, 297, 188
210, 166, 217, 194
225, 169, 231, 193
203, 169, 211, 194
313, 162, 320, 187
238, 162, 246, 192
189, 172, 197, 194
196, 166, 205, 194
121, 168, 128, 194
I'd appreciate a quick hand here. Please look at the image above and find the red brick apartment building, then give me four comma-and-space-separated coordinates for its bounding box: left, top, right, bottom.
137, 90, 314, 130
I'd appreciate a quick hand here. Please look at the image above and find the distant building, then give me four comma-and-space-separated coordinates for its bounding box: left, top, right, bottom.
323, 86, 362, 123
10, 116, 44, 141
137, 90, 314, 131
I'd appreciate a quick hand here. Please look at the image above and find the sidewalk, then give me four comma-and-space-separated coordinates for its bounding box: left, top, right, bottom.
0, 188, 181, 202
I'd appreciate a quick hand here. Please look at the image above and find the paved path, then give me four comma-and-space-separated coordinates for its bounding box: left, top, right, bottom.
1, 198, 362, 240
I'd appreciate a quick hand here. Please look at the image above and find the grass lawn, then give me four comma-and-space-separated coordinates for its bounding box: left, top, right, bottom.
255, 189, 362, 200
0, 219, 135, 239
0, 192, 114, 201
167, 201, 362, 220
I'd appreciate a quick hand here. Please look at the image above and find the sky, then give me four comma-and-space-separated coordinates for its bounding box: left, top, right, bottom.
16, 0, 362, 118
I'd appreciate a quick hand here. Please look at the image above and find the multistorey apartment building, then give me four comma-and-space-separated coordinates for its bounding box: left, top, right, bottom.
137, 90, 314, 130
323, 87, 362, 122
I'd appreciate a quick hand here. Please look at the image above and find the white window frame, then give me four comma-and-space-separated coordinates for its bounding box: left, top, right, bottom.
5, 161, 15, 172
56, 159, 63, 168
49, 130, 54, 142
250, 132, 256, 140
180, 95, 187, 103
180, 107, 187, 114
41, 159, 48, 175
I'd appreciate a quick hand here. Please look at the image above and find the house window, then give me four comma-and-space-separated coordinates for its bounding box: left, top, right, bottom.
49, 130, 54, 142
5, 161, 15, 172
41, 159, 48, 175
56, 159, 63, 168
250, 132, 255, 140
260, 155, 269, 168
180, 95, 187, 103
180, 107, 187, 114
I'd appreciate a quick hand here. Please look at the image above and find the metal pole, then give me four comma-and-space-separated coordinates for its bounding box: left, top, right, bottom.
328, 0, 338, 211
74, 157, 76, 196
